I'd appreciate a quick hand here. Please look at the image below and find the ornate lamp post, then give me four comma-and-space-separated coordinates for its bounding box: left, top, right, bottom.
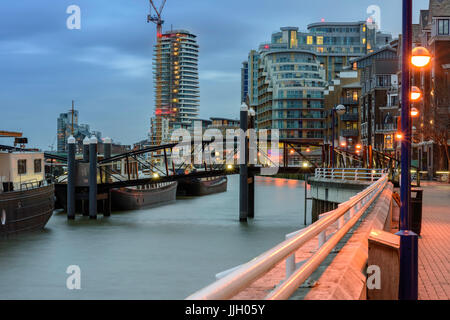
398, 1, 431, 300
331, 104, 346, 167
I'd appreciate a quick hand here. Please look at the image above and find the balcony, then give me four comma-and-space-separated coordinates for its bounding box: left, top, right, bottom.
341, 129, 359, 137
340, 113, 359, 121
340, 97, 359, 105
375, 123, 397, 133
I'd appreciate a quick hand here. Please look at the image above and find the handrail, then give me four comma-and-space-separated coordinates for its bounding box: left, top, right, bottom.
186, 174, 388, 300
314, 168, 387, 181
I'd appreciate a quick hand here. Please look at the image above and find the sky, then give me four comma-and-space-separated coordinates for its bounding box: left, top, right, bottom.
0, 0, 429, 150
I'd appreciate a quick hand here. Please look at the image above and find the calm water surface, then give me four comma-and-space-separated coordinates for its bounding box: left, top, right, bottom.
0, 176, 311, 299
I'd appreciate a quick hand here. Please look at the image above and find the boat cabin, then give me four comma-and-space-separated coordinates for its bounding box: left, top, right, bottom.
0, 151, 45, 192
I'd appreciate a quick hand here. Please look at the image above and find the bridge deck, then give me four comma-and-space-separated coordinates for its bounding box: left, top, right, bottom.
417, 181, 450, 300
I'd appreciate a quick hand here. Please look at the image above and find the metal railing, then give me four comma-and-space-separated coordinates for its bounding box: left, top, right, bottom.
186, 173, 388, 300
314, 168, 387, 182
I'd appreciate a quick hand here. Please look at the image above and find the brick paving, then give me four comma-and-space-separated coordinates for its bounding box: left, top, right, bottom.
417, 182, 450, 300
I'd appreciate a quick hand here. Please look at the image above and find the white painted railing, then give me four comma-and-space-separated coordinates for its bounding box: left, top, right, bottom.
314, 168, 387, 182
186, 173, 388, 300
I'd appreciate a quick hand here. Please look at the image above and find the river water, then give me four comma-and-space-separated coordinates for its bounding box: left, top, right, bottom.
0, 176, 311, 299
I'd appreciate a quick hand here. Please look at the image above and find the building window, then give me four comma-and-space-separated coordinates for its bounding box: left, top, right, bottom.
18, 159, 27, 175
353, 91, 358, 101
307, 36, 313, 45
438, 19, 449, 35
34, 159, 42, 173
317, 36, 323, 45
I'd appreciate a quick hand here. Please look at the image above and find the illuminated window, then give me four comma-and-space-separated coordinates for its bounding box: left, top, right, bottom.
353, 91, 358, 101
290, 31, 298, 48
363, 26, 366, 32
317, 36, 323, 45
317, 47, 324, 53
307, 36, 313, 45
362, 38, 366, 44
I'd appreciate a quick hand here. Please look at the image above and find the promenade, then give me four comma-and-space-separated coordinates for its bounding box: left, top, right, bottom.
417, 182, 450, 300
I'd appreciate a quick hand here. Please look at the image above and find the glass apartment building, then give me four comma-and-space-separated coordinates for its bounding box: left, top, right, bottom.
151, 29, 199, 144
266, 22, 387, 82
256, 49, 327, 142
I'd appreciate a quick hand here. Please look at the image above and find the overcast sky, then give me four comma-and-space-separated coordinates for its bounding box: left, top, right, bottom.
0, 0, 429, 149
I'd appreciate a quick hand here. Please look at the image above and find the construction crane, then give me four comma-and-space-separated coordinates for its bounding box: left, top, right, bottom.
147, 0, 167, 146
147, 0, 166, 39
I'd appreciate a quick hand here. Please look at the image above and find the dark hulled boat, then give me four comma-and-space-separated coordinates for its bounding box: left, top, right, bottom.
0, 150, 54, 237
111, 181, 178, 210
177, 176, 227, 196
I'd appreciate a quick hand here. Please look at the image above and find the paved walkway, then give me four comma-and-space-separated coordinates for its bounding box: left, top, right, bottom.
417, 182, 450, 300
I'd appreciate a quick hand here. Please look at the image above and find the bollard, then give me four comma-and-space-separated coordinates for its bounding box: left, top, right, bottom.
103, 137, 112, 217
239, 103, 248, 222
67, 136, 76, 220
89, 136, 98, 219
82, 136, 90, 162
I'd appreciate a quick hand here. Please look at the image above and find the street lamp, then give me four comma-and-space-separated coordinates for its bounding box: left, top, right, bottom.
331, 104, 346, 167
410, 107, 419, 117
398, 0, 431, 301
410, 86, 422, 102
411, 46, 431, 68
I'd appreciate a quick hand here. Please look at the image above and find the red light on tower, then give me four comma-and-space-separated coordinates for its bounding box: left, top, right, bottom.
321, 18, 325, 22
264, 45, 270, 50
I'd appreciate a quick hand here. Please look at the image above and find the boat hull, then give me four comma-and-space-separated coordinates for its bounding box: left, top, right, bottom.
111, 182, 177, 211
177, 176, 227, 196
0, 185, 54, 237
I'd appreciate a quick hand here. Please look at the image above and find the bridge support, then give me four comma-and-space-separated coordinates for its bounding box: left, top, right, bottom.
81, 137, 90, 216
67, 136, 76, 220
89, 136, 98, 219
104, 137, 112, 217
83, 136, 90, 162
239, 104, 248, 222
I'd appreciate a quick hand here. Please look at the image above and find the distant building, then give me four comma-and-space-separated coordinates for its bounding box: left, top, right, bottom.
57, 109, 101, 153
324, 69, 362, 151
242, 22, 392, 145
249, 22, 391, 85
241, 61, 249, 103
247, 50, 259, 108
256, 48, 327, 143
353, 46, 398, 152
151, 29, 200, 145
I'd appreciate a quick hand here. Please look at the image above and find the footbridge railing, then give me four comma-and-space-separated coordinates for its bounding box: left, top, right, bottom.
186, 173, 388, 300
314, 168, 387, 182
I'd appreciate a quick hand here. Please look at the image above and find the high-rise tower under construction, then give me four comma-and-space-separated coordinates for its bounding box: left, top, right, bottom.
151, 29, 199, 145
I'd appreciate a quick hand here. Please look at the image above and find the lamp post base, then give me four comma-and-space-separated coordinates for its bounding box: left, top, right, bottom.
396, 230, 418, 300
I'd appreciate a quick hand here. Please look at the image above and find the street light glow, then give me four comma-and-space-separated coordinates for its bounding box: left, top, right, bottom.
411, 86, 422, 101
410, 107, 419, 117
395, 132, 403, 140
355, 144, 362, 150
411, 46, 431, 68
